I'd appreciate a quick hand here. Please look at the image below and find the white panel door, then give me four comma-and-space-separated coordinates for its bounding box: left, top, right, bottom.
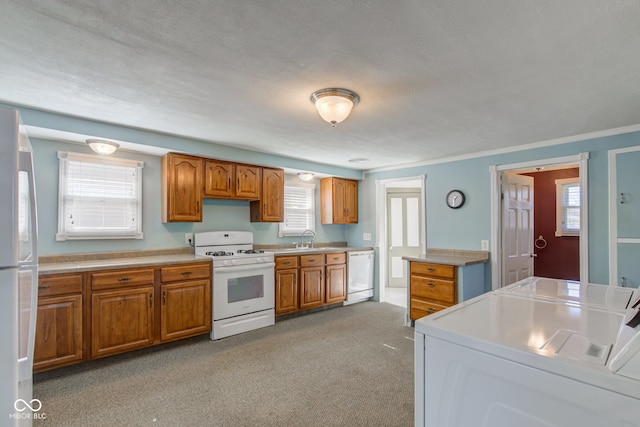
501, 174, 534, 286
387, 189, 422, 288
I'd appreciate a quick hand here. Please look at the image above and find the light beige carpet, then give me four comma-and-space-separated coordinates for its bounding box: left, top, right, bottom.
33, 301, 414, 426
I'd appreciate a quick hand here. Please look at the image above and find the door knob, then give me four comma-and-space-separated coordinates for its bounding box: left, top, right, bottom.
530, 253, 538, 258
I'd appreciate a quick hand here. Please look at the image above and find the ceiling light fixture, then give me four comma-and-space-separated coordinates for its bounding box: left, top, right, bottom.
86, 138, 119, 155
348, 157, 370, 163
310, 88, 359, 127
297, 172, 315, 181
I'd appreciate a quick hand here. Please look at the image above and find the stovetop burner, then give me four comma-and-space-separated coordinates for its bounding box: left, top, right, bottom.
205, 251, 233, 257
237, 249, 264, 254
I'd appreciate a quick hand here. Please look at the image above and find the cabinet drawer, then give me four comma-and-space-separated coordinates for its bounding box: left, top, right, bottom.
91, 268, 155, 291
410, 275, 455, 304
38, 274, 83, 297
410, 262, 455, 279
300, 255, 324, 267
160, 263, 211, 283
410, 298, 450, 321
275, 256, 298, 269
325, 252, 346, 265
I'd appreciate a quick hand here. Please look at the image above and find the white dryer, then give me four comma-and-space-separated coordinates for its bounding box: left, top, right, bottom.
497, 276, 638, 313
415, 291, 640, 427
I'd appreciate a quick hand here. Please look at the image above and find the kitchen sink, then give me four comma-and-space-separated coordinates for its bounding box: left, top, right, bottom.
278, 247, 345, 253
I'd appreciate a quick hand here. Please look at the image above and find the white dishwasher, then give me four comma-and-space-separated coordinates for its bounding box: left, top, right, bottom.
345, 250, 374, 305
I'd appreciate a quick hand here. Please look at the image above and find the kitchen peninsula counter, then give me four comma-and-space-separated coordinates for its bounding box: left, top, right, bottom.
402, 248, 489, 266
38, 248, 207, 275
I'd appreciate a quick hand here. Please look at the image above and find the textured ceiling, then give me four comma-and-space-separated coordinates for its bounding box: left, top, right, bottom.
1, 0, 639, 170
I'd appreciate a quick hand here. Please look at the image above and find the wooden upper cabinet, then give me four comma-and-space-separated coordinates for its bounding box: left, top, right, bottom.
235, 164, 261, 200
320, 177, 359, 224
250, 167, 284, 222
204, 159, 234, 198
162, 153, 203, 222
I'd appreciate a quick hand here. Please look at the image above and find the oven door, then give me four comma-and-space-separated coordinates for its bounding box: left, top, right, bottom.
213, 262, 275, 320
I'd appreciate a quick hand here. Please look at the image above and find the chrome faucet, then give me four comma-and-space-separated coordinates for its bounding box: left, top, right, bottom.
299, 229, 316, 249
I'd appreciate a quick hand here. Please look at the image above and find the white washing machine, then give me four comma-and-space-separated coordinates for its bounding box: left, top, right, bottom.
497, 276, 638, 313
415, 291, 640, 427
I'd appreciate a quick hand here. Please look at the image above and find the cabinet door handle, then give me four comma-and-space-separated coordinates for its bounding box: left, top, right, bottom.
118, 277, 132, 282
149, 293, 153, 308
283, 261, 291, 265
332, 256, 339, 260
181, 271, 192, 277
427, 268, 436, 272
427, 308, 436, 313
427, 282, 436, 287
264, 204, 267, 214
38, 285, 50, 291
162, 290, 167, 305
228, 177, 231, 189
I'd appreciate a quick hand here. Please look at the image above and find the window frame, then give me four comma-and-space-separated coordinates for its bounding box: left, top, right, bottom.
555, 177, 580, 237
279, 181, 316, 237
56, 151, 144, 241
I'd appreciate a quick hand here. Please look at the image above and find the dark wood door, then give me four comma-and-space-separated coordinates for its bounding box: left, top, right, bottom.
300, 266, 324, 309
325, 264, 346, 304
160, 280, 211, 342
275, 268, 298, 315
34, 294, 83, 371
91, 287, 154, 359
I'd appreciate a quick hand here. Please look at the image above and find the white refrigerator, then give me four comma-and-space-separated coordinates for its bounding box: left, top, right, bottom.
0, 107, 39, 426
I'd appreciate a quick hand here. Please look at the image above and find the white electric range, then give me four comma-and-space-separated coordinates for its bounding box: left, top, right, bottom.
415, 287, 640, 426
195, 231, 275, 340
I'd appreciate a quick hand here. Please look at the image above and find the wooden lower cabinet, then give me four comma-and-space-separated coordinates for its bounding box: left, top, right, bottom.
275, 252, 346, 316
34, 273, 84, 372
91, 286, 155, 359
325, 263, 347, 304
275, 263, 298, 315
408, 260, 486, 321
159, 263, 212, 342
300, 266, 324, 310
34, 261, 213, 371
409, 262, 456, 321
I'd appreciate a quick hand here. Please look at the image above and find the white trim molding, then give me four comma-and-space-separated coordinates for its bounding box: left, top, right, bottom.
490, 153, 589, 291
608, 145, 640, 286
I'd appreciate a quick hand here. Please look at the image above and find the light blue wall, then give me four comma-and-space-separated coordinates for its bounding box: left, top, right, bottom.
19, 105, 358, 256
362, 131, 640, 286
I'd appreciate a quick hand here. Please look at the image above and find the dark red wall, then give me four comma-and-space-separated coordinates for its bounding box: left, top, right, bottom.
522, 168, 580, 280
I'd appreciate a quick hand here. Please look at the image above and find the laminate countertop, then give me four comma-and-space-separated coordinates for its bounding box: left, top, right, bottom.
402, 249, 489, 266
38, 249, 209, 275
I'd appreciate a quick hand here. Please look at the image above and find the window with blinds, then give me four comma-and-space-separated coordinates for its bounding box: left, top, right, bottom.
555, 177, 580, 237
279, 182, 315, 237
56, 152, 144, 240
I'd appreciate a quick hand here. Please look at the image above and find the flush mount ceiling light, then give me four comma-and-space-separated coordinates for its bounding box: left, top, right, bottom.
86, 138, 119, 155
348, 157, 370, 163
310, 88, 359, 127
297, 172, 315, 181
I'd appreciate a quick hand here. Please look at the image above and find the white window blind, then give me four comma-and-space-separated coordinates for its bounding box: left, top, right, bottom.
57, 152, 144, 240
279, 182, 315, 236
555, 177, 580, 237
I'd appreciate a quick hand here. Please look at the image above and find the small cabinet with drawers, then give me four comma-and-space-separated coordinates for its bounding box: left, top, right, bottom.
408, 259, 486, 322
409, 262, 457, 321
34, 273, 84, 372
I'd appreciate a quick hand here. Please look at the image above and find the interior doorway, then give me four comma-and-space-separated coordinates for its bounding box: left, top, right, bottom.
490, 153, 589, 290
375, 176, 426, 308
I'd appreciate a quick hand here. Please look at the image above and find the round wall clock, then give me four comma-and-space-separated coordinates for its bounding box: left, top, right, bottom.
446, 190, 465, 209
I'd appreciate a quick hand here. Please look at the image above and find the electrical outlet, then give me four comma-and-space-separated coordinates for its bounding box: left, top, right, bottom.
185, 233, 193, 245
481, 240, 489, 251
363, 232, 372, 241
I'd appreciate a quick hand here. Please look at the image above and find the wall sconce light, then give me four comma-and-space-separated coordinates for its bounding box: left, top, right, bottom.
86, 138, 119, 155
310, 88, 359, 127
297, 172, 315, 181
